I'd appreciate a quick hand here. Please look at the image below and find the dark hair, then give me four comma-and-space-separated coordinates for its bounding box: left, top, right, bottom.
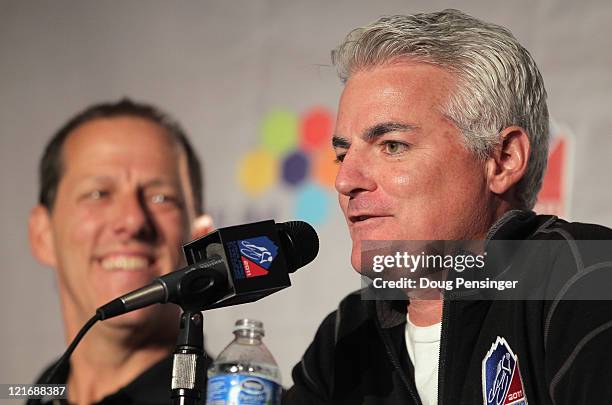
39, 98, 203, 214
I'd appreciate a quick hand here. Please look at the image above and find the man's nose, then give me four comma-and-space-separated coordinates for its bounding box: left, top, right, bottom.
334, 147, 376, 197
112, 192, 156, 241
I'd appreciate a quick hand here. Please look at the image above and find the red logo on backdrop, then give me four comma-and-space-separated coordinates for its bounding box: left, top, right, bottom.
534, 122, 573, 217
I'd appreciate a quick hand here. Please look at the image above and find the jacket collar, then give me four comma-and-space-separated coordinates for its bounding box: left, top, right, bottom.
375, 209, 547, 329
36, 354, 181, 404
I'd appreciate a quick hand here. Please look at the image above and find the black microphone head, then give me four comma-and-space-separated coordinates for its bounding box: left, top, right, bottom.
276, 221, 319, 273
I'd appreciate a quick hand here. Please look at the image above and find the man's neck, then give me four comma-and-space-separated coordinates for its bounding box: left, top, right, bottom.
65, 326, 174, 404
405, 206, 521, 327
60, 304, 177, 405
407, 297, 443, 327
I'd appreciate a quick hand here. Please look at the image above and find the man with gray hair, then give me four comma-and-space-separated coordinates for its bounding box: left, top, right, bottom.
284, 9, 612, 404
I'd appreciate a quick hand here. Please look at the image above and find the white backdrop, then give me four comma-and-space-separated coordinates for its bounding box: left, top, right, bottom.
1, 0, 612, 397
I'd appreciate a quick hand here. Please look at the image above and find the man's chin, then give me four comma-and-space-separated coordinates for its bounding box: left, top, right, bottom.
351, 240, 383, 276
351, 249, 381, 284
350, 242, 362, 274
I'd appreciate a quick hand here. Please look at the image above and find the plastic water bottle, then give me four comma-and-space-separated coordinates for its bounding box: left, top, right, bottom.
206, 319, 281, 405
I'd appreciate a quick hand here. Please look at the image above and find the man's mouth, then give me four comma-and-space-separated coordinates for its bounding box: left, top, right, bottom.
99, 255, 153, 271
349, 214, 387, 223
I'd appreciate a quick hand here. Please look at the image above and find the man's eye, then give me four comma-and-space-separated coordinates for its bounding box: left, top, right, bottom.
382, 141, 409, 155
334, 153, 346, 163
151, 194, 170, 204
87, 190, 109, 200
150, 193, 181, 206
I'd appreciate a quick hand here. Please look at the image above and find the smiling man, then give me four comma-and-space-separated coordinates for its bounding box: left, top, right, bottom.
284, 9, 612, 405
28, 99, 213, 404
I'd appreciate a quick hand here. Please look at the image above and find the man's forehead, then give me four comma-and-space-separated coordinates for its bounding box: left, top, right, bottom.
338, 62, 456, 114
59, 117, 186, 180
64, 116, 177, 150
335, 62, 456, 136
65, 117, 179, 157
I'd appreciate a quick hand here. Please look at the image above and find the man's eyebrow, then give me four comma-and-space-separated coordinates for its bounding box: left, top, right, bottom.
332, 122, 419, 149
363, 122, 418, 142
141, 178, 179, 188
332, 136, 351, 149
76, 175, 114, 184
79, 176, 177, 187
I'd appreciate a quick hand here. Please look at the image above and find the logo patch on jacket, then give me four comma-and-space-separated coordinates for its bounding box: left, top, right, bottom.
482, 336, 527, 405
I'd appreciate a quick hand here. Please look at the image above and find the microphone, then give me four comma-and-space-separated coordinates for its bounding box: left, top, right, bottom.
96, 220, 319, 319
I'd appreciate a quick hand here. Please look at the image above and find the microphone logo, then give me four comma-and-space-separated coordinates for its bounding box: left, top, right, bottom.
227, 236, 279, 279
240, 240, 274, 265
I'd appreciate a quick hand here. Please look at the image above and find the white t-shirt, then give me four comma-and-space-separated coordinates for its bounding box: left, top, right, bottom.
405, 316, 441, 405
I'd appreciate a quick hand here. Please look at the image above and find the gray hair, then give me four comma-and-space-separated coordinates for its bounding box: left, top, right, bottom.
332, 9, 549, 209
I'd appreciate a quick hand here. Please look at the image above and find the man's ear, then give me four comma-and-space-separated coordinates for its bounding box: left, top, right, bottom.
485, 126, 531, 197
28, 205, 57, 267
191, 214, 215, 240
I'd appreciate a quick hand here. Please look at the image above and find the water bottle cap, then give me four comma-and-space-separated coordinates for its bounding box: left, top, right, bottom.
233, 318, 265, 335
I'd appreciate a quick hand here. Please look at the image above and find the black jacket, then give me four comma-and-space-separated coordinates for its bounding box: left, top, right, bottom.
284, 211, 612, 404
27, 353, 210, 405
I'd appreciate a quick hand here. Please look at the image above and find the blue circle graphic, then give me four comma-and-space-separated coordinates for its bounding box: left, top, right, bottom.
295, 183, 332, 225
282, 151, 309, 186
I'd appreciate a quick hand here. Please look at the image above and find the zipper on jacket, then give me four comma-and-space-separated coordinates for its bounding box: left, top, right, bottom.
437, 295, 451, 405
379, 323, 423, 405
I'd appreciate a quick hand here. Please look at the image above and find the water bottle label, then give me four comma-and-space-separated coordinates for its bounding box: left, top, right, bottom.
206, 374, 281, 405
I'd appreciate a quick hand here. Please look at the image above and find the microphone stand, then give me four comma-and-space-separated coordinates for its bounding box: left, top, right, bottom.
169, 264, 228, 405
171, 308, 206, 405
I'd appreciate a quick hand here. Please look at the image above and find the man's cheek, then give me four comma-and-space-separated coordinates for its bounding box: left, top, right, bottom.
70, 214, 102, 242
159, 215, 190, 247
338, 195, 349, 214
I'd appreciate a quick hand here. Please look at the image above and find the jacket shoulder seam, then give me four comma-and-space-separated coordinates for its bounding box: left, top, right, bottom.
548, 320, 612, 403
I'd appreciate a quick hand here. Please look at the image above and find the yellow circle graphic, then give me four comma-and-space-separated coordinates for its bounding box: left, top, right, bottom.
237, 149, 278, 196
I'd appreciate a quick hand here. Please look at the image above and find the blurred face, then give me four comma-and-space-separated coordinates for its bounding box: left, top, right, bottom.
333, 62, 495, 271
45, 117, 195, 332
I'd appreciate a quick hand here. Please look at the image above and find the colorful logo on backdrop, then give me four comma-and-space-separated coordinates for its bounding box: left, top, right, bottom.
227, 236, 278, 279
534, 121, 574, 217
236, 107, 338, 225
482, 337, 528, 405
